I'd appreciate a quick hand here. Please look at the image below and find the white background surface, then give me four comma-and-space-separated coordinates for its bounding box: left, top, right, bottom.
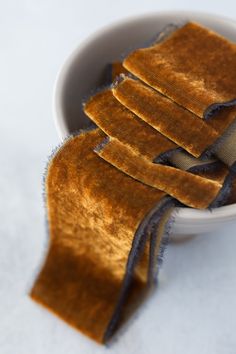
0, 1, 236, 353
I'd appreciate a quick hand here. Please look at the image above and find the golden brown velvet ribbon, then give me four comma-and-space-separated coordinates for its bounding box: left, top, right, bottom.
84, 87, 231, 209
94, 136, 229, 209
30, 22, 236, 345
108, 62, 225, 174
30, 128, 176, 343
84, 88, 178, 163
84, 87, 222, 173
122, 22, 236, 168
112, 77, 232, 158
30, 128, 236, 343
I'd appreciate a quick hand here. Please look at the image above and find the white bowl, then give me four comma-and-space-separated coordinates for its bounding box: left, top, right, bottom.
53, 10, 236, 235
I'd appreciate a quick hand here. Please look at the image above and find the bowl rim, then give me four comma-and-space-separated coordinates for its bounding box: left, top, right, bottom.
52, 9, 236, 222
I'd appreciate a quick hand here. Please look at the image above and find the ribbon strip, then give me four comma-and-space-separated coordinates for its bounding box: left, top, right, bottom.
30, 22, 236, 344
112, 76, 236, 168
94, 136, 229, 209
122, 22, 236, 167
30, 128, 176, 343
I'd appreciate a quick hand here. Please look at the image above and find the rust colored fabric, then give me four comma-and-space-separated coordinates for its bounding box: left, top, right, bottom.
109, 61, 236, 169
84, 87, 221, 171
84, 86, 231, 207
105, 62, 224, 169
105, 62, 130, 84
84, 89, 178, 162
30, 128, 175, 343
111, 62, 129, 81
30, 125, 234, 345
95, 136, 228, 209
30, 26, 236, 344
122, 22, 236, 167
108, 62, 224, 173
123, 22, 236, 120
112, 77, 219, 157
112, 77, 236, 163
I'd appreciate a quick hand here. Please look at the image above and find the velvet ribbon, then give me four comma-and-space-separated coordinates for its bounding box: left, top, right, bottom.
30, 22, 236, 345
84, 88, 231, 209
30, 128, 175, 343
122, 22, 236, 168
30, 128, 236, 344
84, 87, 219, 170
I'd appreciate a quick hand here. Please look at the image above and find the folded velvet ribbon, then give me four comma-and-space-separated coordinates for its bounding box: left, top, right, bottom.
84, 86, 220, 170
107, 62, 223, 173
94, 136, 230, 208
123, 22, 236, 168
30, 128, 236, 344
84, 88, 179, 163
84, 88, 232, 209
30, 22, 236, 345
30, 128, 175, 343
112, 76, 236, 165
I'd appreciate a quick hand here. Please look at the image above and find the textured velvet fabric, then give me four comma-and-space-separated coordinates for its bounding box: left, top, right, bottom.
30, 121, 234, 345
112, 77, 222, 158
122, 22, 236, 166
84, 86, 231, 208
95, 137, 228, 209
111, 62, 130, 81
108, 60, 224, 171
84, 89, 178, 162
109, 62, 220, 170
84, 87, 222, 171
123, 22, 236, 121
30, 23, 236, 344
30, 128, 175, 343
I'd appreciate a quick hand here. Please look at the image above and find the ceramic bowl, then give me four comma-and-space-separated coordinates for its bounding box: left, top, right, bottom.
53, 10, 236, 235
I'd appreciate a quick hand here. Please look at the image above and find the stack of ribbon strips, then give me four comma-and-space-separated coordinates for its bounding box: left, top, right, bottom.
31, 22, 236, 344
